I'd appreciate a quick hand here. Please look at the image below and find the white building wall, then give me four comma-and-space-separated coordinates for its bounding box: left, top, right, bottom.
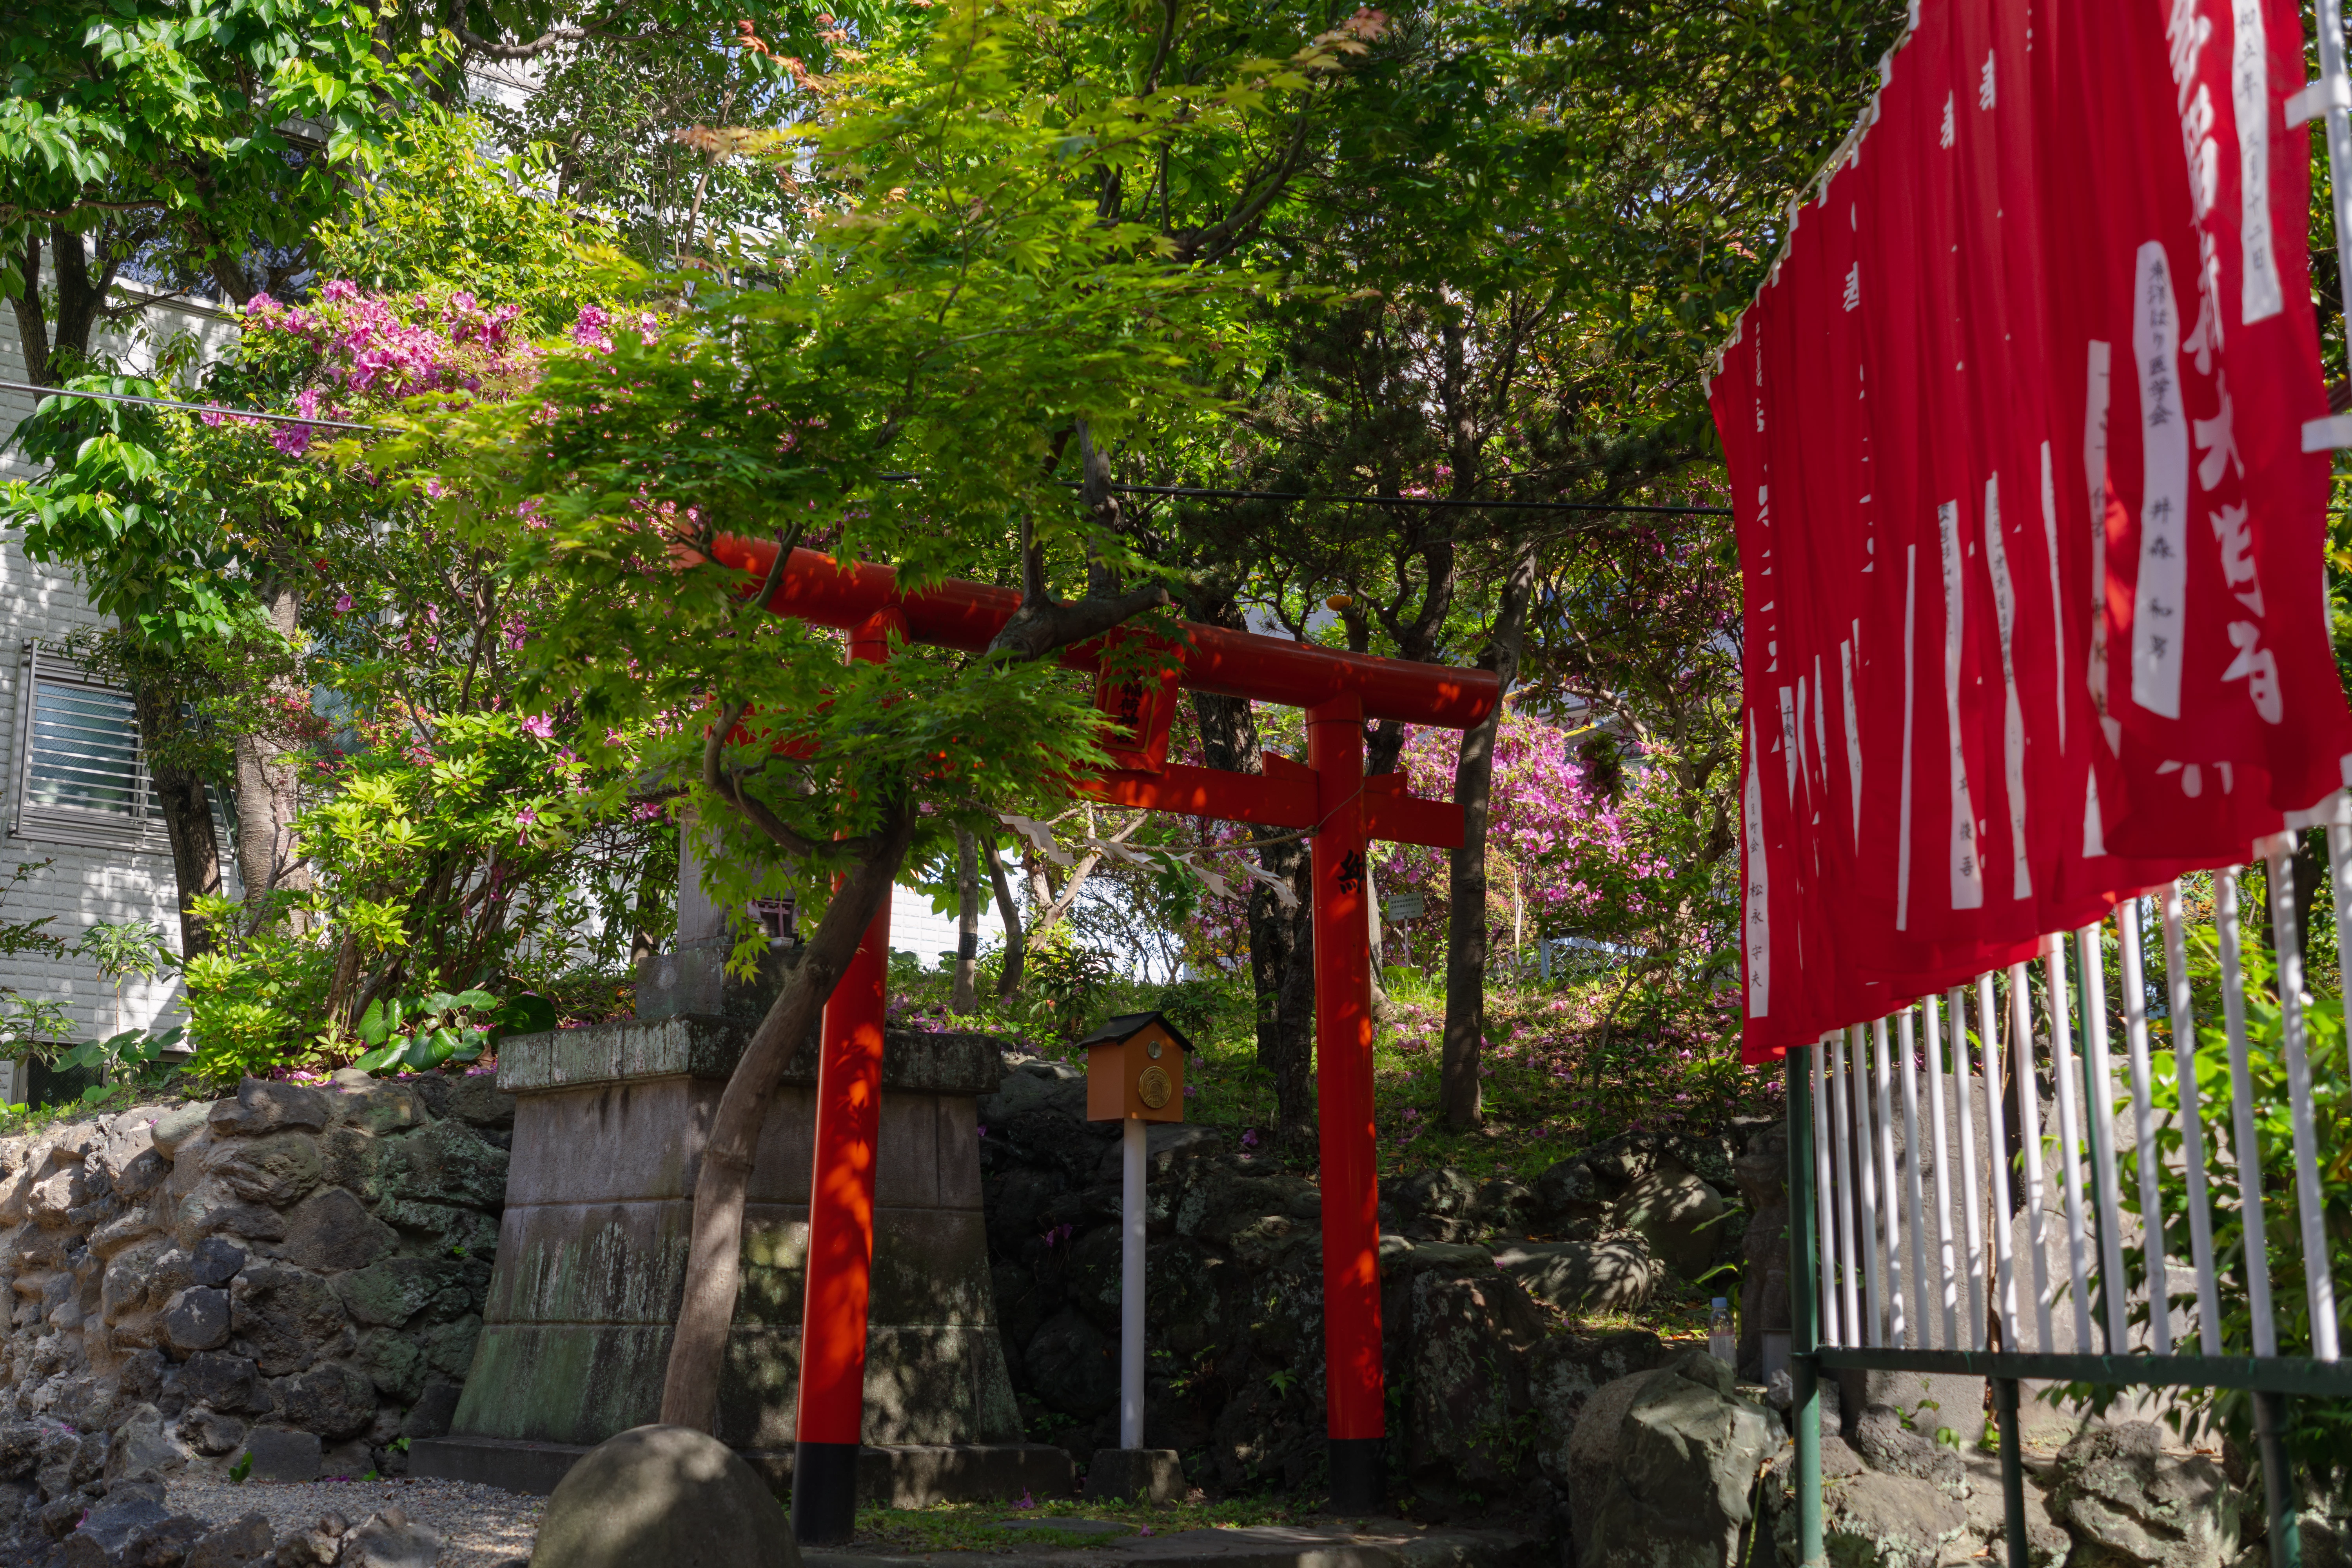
0, 285, 243, 1040
886, 884, 964, 973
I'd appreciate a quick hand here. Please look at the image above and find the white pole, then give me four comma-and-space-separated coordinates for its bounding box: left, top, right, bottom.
2263, 837, 2342, 1361
1872, 1016, 1907, 1347
2009, 961, 2053, 1353
2117, 898, 2171, 1354
1121, 1116, 1146, 1448
1952, 987, 1987, 1350
2160, 882, 2223, 1355
1813, 1038, 1844, 1347
1848, 1025, 1883, 1344
2079, 923, 2131, 1352
1978, 974, 2019, 1348
2045, 933, 2096, 1351
2331, 822, 2352, 1015
1896, 1008, 1932, 1346
1831, 1028, 1864, 1344
2288, 0, 2352, 451
1924, 996, 1960, 1348
2217, 868, 2282, 1358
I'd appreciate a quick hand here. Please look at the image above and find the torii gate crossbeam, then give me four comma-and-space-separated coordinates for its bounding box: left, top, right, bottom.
710, 539, 1500, 1537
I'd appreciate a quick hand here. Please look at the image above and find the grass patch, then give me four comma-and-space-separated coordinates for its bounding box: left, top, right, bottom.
855, 1494, 1327, 1552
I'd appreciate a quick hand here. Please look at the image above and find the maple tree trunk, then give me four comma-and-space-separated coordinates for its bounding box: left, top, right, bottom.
984, 842, 1024, 1001
1189, 676, 1318, 1144
232, 584, 312, 913
134, 682, 223, 958
658, 809, 918, 1432
1441, 544, 1537, 1131
951, 829, 981, 1013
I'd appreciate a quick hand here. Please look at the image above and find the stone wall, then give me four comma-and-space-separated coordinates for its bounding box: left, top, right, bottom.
979, 1055, 1770, 1515
0, 1069, 512, 1483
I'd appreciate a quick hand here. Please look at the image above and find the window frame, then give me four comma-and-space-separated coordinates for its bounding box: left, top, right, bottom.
10, 643, 171, 855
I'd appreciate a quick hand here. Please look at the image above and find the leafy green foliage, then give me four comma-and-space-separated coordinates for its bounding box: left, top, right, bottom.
315, 114, 624, 334
349, 987, 550, 1074
398, 0, 1362, 958
1022, 936, 1121, 1044
175, 706, 649, 1076
53, 1025, 185, 1085
0, 0, 441, 298
0, 862, 72, 1062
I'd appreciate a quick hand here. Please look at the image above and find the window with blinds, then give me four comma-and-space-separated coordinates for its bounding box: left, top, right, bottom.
11, 647, 169, 853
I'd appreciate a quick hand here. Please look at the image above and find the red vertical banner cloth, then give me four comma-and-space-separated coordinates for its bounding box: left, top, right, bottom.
1714, 0, 2352, 1065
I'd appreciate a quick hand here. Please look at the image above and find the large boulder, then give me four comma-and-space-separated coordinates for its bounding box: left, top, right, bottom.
2045, 1421, 2239, 1568
185, 1512, 276, 1568
1957, 1451, 2069, 1568
234, 1427, 321, 1484
527, 1423, 796, 1568
58, 1490, 194, 1567
1818, 1471, 1968, 1568
979, 1063, 1088, 1124
377, 1120, 509, 1210
1527, 1331, 1675, 1489
279, 1188, 396, 1274
1390, 1167, 1480, 1243
272, 1364, 378, 1441
1566, 1348, 1778, 1568
215, 1131, 324, 1208
1399, 1270, 1547, 1500
1494, 1232, 1663, 1313
1532, 1158, 1612, 1233
1615, 1163, 1729, 1281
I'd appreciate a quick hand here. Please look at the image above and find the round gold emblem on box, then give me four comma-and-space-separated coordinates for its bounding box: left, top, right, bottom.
1137, 1064, 1173, 1109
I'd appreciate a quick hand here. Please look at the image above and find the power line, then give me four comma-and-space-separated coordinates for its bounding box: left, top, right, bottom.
0, 383, 1734, 519
0, 379, 388, 433
1080, 481, 1730, 517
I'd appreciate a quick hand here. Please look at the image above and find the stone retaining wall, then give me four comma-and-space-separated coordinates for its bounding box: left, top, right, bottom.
0, 1068, 513, 1483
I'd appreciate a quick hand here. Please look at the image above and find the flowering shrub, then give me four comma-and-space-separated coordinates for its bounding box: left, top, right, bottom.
105, 277, 677, 1075
180, 707, 643, 1081
1373, 714, 1676, 951
197, 280, 544, 460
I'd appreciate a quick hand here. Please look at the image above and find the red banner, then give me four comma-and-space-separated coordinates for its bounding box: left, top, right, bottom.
1713, 0, 2352, 1062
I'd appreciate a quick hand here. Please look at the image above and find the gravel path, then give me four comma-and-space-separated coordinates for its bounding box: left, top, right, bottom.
165, 1476, 541, 1567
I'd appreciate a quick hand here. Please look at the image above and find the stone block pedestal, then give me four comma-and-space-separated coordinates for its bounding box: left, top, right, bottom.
426, 1016, 1067, 1503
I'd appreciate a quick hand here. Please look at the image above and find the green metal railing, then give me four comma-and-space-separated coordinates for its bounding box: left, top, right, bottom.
1781, 840, 2345, 1568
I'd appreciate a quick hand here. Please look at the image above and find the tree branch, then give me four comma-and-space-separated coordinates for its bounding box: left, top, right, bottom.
441, 0, 590, 61
986, 579, 1172, 661
702, 699, 834, 859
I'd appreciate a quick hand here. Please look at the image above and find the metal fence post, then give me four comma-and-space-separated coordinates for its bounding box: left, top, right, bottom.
1992, 1377, 2029, 1568
2254, 1390, 2303, 1568
1788, 1045, 1826, 1568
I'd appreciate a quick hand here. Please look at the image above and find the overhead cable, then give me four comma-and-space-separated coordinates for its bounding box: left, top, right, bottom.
0, 383, 1734, 518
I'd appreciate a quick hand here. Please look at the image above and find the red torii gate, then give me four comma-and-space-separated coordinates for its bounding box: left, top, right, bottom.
713, 539, 1499, 1535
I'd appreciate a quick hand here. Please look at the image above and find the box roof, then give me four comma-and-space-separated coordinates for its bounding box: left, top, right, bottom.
1073, 1011, 1196, 1054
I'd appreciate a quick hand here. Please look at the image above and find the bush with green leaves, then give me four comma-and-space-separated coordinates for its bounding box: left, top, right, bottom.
350, 989, 557, 1075
179, 707, 640, 1080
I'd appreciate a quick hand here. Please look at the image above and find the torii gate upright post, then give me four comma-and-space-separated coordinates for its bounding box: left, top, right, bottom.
791, 611, 902, 1541
1308, 694, 1383, 1504
706, 538, 1497, 1535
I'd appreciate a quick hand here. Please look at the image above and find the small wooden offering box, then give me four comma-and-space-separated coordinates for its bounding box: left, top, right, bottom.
1080, 1011, 1194, 1123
